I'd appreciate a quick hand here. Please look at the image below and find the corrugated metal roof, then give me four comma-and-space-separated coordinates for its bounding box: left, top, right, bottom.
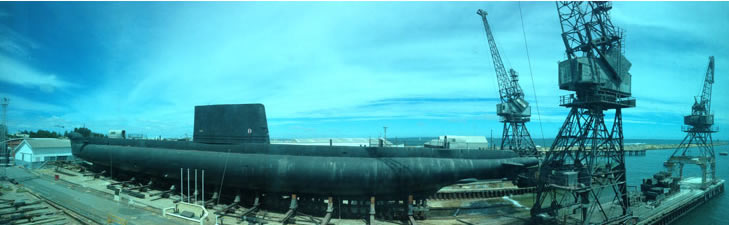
17, 138, 71, 155
24, 138, 71, 148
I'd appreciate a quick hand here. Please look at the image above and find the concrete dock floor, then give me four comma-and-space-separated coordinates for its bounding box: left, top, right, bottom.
0, 178, 79, 225
29, 165, 536, 225
11, 164, 721, 225
5, 167, 190, 225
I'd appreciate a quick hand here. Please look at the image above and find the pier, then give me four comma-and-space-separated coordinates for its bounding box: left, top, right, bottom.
637, 178, 725, 225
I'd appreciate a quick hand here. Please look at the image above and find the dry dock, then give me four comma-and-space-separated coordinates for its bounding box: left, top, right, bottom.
18, 165, 534, 225
3, 164, 723, 225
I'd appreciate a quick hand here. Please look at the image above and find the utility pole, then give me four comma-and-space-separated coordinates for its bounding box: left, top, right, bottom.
1, 97, 9, 170
490, 129, 494, 150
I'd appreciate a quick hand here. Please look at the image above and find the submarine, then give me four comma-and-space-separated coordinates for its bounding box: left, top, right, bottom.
71, 104, 538, 199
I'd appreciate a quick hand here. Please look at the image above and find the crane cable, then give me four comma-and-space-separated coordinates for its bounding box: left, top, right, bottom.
216, 147, 232, 205
518, 2, 547, 148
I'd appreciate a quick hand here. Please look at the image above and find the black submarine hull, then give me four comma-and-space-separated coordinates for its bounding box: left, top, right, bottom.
71, 137, 538, 198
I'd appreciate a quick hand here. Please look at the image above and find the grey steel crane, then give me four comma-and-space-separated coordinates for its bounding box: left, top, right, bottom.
531, 2, 634, 224
476, 9, 537, 157
665, 56, 716, 187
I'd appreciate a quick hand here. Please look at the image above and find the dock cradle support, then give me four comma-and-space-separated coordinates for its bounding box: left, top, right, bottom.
320, 197, 334, 225
240, 194, 261, 223
281, 194, 298, 224
110, 177, 135, 186
150, 186, 175, 201
241, 194, 260, 217
217, 194, 241, 216
369, 196, 376, 225
204, 191, 219, 207
407, 195, 418, 225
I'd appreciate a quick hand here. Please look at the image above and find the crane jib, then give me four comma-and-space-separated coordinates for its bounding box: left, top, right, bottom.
477, 10, 526, 104
698, 56, 714, 113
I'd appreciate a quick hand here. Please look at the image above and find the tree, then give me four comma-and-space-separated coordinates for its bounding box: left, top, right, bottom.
71, 127, 106, 138
28, 129, 61, 138
73, 127, 92, 137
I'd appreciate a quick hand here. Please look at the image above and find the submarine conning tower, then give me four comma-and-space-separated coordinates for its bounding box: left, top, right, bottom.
193, 103, 270, 144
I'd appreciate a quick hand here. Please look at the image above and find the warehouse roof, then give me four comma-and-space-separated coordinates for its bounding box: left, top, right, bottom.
15, 138, 71, 155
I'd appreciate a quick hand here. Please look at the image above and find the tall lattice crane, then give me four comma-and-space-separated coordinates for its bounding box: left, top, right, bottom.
476, 9, 537, 157
531, 2, 634, 224
665, 56, 716, 187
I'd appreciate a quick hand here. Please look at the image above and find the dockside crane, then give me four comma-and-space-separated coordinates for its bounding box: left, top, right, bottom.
531, 2, 634, 224
476, 9, 537, 157
665, 56, 716, 187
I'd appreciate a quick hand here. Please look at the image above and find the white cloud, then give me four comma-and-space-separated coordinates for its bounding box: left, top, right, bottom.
0, 54, 73, 92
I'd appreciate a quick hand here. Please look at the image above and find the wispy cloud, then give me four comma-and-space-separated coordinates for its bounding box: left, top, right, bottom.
0, 54, 73, 92
0, 24, 39, 57
0, 22, 73, 93
0, 92, 65, 112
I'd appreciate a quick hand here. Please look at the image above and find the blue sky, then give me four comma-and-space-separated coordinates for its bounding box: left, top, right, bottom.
1, 2, 728, 140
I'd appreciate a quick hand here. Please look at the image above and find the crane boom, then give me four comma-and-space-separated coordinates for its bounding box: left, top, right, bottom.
689, 56, 714, 118
477, 9, 524, 103
698, 56, 714, 114
556, 1, 631, 96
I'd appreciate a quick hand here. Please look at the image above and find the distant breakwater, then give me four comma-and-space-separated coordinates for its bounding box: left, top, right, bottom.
536, 142, 728, 152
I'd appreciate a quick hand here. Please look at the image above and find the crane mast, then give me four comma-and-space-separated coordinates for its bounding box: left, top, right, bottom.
665, 56, 716, 188
476, 9, 536, 157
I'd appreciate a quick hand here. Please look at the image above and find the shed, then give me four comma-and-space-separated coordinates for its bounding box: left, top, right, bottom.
14, 138, 73, 168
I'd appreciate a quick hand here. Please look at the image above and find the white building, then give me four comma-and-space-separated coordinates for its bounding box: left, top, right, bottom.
424, 135, 490, 150
14, 138, 73, 168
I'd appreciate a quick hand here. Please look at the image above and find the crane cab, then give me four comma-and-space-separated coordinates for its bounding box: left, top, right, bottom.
558, 48, 632, 97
